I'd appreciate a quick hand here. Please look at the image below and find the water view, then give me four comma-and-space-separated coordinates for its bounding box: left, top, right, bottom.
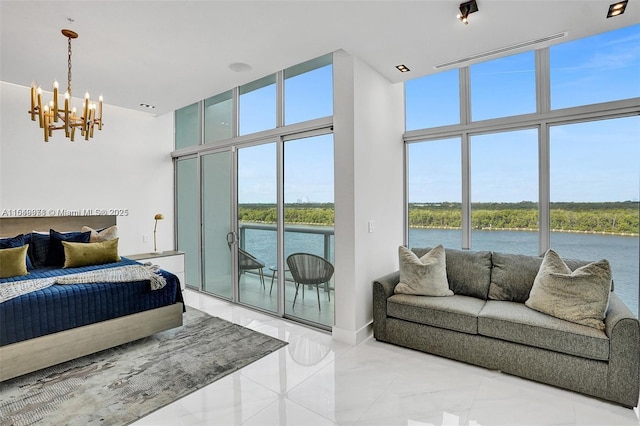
242, 225, 639, 317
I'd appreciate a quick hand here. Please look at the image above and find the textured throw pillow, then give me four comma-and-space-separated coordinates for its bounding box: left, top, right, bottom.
81, 225, 118, 243
0, 234, 34, 270
0, 245, 29, 279
525, 249, 611, 330
395, 245, 453, 296
412, 247, 492, 299
28, 231, 50, 268
63, 238, 121, 268
46, 229, 91, 267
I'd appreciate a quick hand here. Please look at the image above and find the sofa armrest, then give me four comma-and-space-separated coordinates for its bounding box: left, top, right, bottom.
604, 293, 640, 407
372, 271, 400, 342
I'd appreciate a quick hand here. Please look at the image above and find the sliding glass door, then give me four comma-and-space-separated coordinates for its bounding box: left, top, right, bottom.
201, 150, 234, 299
176, 157, 199, 289
175, 134, 335, 328
283, 133, 334, 328
237, 142, 278, 313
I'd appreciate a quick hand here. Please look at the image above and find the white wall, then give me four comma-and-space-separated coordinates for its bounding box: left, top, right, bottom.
333, 51, 405, 344
0, 82, 175, 256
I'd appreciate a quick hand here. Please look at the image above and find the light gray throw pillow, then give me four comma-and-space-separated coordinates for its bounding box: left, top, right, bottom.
395, 245, 453, 296
525, 249, 611, 330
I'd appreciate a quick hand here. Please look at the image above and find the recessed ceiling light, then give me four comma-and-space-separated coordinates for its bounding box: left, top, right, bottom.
607, 0, 628, 18
229, 62, 252, 72
395, 64, 410, 73
140, 103, 156, 109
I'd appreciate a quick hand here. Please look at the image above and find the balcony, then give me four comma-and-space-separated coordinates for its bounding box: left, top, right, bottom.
238, 222, 334, 328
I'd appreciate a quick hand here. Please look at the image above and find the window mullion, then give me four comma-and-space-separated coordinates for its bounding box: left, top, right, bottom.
460, 67, 471, 249
461, 133, 471, 250
538, 123, 550, 256
536, 48, 550, 114
232, 87, 239, 138
276, 71, 284, 128
459, 67, 471, 125
537, 48, 551, 256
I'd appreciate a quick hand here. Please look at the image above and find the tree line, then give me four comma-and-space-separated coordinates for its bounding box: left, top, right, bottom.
238, 202, 639, 235
239, 203, 334, 226
410, 202, 638, 235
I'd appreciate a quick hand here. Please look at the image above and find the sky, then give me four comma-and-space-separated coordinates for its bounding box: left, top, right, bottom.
237, 134, 334, 204
221, 24, 639, 205
406, 23, 640, 204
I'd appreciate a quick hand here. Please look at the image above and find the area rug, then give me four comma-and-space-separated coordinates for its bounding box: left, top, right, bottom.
0, 307, 287, 425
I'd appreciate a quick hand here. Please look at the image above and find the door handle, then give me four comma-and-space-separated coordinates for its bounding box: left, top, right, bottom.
226, 231, 236, 245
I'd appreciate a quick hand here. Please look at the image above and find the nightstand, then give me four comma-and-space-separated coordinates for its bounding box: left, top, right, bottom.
125, 251, 185, 290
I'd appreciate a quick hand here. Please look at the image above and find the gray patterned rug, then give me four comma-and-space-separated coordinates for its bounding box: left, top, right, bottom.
0, 307, 287, 425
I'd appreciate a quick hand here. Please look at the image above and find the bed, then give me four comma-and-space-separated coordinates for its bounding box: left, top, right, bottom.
0, 215, 184, 381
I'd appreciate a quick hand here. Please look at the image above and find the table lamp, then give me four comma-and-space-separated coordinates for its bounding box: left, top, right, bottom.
153, 213, 164, 253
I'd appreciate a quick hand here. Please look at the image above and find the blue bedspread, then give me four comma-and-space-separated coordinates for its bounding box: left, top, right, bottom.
0, 257, 183, 346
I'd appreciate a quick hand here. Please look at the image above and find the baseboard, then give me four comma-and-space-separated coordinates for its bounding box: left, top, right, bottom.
332, 321, 373, 345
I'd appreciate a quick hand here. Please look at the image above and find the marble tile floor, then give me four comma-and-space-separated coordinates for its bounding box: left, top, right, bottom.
134, 290, 640, 426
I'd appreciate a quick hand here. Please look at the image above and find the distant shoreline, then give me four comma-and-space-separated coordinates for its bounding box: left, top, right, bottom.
409, 225, 638, 237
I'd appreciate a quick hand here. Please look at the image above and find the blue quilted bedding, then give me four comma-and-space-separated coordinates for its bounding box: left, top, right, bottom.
0, 257, 183, 346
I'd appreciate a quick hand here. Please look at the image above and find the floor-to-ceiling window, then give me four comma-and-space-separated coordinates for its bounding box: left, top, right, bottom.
173, 53, 334, 329
405, 24, 640, 316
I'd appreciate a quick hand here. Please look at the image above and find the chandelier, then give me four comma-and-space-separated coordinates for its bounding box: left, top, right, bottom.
28, 29, 103, 142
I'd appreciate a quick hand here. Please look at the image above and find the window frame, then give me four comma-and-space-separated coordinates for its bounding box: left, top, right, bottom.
404, 31, 640, 314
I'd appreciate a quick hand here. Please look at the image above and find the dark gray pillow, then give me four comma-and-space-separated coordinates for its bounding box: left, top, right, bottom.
412, 247, 492, 299
489, 251, 593, 303
489, 252, 543, 302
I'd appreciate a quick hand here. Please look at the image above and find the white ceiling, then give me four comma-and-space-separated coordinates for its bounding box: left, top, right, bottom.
1, 1, 638, 116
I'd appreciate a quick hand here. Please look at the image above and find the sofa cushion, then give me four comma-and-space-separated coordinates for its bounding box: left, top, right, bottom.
413, 247, 492, 299
489, 251, 593, 303
396, 245, 453, 296
478, 300, 610, 361
387, 293, 485, 334
526, 249, 612, 330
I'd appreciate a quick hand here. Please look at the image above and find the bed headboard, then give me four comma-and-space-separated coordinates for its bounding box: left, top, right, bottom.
0, 215, 116, 238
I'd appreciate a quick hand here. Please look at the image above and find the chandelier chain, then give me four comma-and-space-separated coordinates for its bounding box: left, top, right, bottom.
67, 36, 73, 96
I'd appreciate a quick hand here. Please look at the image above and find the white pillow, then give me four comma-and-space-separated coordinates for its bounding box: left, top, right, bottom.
525, 249, 611, 330
81, 225, 118, 243
395, 245, 453, 296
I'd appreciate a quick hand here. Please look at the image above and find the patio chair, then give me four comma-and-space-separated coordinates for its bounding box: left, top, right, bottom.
238, 248, 266, 289
286, 253, 334, 311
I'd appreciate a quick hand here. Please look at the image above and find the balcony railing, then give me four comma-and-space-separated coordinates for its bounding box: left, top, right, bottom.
238, 222, 334, 266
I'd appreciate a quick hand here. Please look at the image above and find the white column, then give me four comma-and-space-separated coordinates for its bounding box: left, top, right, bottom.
332, 50, 405, 345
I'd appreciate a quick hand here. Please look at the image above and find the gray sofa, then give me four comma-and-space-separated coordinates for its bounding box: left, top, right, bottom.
372, 247, 640, 408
